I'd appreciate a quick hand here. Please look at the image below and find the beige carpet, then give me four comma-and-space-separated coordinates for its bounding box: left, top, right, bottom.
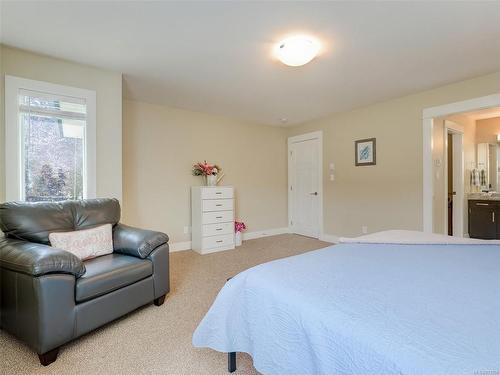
0, 234, 331, 375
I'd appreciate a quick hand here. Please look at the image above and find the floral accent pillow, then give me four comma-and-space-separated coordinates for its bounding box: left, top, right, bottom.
49, 224, 113, 261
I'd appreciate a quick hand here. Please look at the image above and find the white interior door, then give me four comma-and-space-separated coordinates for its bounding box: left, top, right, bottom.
289, 135, 321, 238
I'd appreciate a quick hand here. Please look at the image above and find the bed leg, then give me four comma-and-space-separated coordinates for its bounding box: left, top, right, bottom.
228, 352, 236, 373
226, 277, 236, 372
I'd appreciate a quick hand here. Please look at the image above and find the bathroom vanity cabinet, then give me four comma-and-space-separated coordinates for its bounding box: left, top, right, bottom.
468, 199, 500, 239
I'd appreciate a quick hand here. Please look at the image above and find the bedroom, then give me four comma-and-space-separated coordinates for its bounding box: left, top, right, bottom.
0, 1, 499, 374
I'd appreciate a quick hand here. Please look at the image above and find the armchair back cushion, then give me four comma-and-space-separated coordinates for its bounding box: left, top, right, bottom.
0, 201, 74, 244
0, 198, 120, 245
72, 199, 121, 231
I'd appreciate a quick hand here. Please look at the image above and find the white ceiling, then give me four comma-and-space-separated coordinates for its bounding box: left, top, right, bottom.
2, 1, 500, 126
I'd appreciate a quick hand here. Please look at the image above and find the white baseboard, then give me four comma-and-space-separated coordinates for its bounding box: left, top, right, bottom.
319, 233, 340, 243
169, 228, 338, 252
169, 241, 191, 252
169, 227, 291, 252
242, 227, 290, 241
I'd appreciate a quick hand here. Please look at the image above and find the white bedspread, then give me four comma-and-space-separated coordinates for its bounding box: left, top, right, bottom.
193, 234, 500, 374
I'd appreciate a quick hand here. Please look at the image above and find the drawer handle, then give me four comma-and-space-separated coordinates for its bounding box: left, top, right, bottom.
215, 192, 222, 195
215, 216, 223, 219
476, 203, 489, 206
216, 240, 223, 243
215, 204, 223, 207
216, 228, 223, 231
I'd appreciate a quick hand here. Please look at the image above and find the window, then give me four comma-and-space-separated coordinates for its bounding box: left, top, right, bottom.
5, 76, 96, 202
20, 90, 86, 201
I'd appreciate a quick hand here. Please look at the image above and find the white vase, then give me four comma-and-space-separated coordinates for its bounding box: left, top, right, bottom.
235, 231, 242, 246
206, 175, 217, 186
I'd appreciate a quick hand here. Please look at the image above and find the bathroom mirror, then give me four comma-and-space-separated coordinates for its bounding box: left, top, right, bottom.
476, 142, 500, 191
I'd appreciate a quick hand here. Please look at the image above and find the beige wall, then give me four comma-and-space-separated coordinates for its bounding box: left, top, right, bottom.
122, 99, 288, 243
287, 70, 500, 237
3, 44, 500, 243
0, 45, 123, 202
476, 116, 500, 144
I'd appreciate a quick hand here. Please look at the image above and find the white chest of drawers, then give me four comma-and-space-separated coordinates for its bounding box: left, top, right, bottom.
191, 186, 235, 254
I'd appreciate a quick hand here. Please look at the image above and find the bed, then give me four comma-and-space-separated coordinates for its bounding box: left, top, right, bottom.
192, 231, 500, 375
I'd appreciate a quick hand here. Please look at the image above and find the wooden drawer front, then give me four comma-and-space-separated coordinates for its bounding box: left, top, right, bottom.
202, 199, 234, 212
201, 187, 234, 200
202, 234, 234, 249
202, 211, 233, 224
202, 222, 233, 237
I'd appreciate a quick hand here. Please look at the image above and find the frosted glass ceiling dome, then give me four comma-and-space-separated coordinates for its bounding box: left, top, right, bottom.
275, 35, 321, 67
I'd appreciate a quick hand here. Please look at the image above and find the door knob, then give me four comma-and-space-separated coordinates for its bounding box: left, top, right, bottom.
310, 192, 318, 195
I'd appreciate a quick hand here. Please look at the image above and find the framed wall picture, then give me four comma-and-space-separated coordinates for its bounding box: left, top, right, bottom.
355, 138, 376, 166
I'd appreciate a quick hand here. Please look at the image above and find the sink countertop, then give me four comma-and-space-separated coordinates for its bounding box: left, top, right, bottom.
468, 193, 500, 201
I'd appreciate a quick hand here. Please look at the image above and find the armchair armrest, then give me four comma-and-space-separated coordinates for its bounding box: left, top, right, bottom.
113, 224, 169, 259
0, 238, 85, 278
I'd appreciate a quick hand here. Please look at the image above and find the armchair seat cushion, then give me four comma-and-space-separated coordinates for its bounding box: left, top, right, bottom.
76, 254, 152, 303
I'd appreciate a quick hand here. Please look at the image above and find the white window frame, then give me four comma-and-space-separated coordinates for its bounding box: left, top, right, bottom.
5, 75, 96, 201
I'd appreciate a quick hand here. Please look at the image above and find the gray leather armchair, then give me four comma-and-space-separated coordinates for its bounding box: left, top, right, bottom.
0, 198, 169, 366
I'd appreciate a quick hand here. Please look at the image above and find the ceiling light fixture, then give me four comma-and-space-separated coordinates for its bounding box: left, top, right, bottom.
275, 35, 320, 67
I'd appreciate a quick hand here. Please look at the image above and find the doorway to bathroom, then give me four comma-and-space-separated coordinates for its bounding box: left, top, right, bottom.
423, 93, 500, 235
428, 107, 500, 237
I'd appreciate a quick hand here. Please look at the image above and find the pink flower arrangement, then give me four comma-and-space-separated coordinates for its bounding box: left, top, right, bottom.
192, 161, 221, 176
235, 221, 246, 233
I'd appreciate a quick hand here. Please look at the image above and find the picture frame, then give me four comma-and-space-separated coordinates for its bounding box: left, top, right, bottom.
355, 138, 376, 166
